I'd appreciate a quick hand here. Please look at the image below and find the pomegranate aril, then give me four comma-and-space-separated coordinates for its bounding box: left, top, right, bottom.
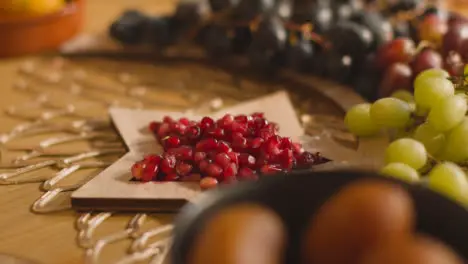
170, 122, 187, 135
263, 136, 281, 156
258, 128, 275, 140
163, 116, 174, 123
164, 173, 180, 181
200, 177, 218, 190
199, 160, 210, 173
206, 163, 223, 178
214, 153, 231, 168
187, 125, 201, 140
260, 164, 283, 175
161, 154, 177, 174
222, 163, 238, 179
239, 153, 256, 168
234, 114, 249, 123
141, 162, 159, 182
218, 114, 234, 128
231, 122, 248, 135
157, 123, 171, 138
279, 149, 294, 170
176, 162, 193, 176
167, 146, 194, 160
196, 138, 218, 152
217, 141, 232, 153
251, 112, 264, 118
238, 167, 258, 180
249, 137, 264, 149
279, 137, 293, 149
253, 118, 268, 129
232, 133, 248, 150
206, 128, 225, 139
178, 117, 190, 126
266, 123, 279, 132
200, 116, 215, 129
131, 162, 144, 179
194, 152, 207, 163
227, 152, 239, 165
206, 151, 218, 160
148, 121, 161, 132
163, 136, 181, 149
143, 154, 162, 163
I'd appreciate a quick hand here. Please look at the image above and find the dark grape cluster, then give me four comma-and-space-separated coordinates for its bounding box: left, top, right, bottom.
109, 0, 467, 101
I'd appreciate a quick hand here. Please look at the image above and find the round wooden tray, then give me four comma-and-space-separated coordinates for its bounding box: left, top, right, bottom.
0, 0, 84, 57
0, 52, 371, 264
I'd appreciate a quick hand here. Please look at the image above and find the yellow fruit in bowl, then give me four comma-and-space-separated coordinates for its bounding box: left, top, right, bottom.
0, 0, 66, 16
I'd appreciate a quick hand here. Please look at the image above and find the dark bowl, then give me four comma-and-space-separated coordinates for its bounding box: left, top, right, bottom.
171, 170, 468, 264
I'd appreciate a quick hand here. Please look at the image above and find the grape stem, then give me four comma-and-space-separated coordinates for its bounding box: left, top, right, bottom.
418, 154, 438, 175
413, 40, 435, 56
405, 114, 427, 135
174, 1, 441, 53
448, 74, 468, 89
176, 7, 334, 50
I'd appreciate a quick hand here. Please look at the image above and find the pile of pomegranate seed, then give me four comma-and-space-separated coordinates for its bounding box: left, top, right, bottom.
131, 113, 326, 189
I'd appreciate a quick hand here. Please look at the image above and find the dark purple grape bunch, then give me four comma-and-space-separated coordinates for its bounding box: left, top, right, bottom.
110, 1, 386, 74
109, 0, 466, 102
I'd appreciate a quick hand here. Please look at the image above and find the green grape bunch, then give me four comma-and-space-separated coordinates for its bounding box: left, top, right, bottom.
344, 66, 468, 206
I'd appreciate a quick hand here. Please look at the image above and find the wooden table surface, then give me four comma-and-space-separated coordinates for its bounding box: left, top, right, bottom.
1, 1, 468, 264
0, 1, 178, 264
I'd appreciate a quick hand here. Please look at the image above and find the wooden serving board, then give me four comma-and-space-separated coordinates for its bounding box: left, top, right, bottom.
71, 91, 308, 212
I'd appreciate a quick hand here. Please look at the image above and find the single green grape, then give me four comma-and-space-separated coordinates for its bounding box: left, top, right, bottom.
414, 76, 454, 110
370, 98, 412, 128
413, 123, 445, 156
427, 95, 467, 132
385, 138, 427, 170
455, 91, 468, 102
428, 162, 468, 205
440, 118, 468, 162
380, 163, 420, 183
414, 69, 450, 87
344, 103, 380, 137
391, 90, 414, 103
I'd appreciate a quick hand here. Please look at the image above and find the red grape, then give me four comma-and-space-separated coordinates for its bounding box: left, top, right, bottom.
442, 22, 468, 56
418, 14, 448, 47
379, 63, 413, 97
448, 12, 468, 28
410, 49, 443, 77
444, 51, 464, 76
458, 37, 468, 61
375, 38, 415, 70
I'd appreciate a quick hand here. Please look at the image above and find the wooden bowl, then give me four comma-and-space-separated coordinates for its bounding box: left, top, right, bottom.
171, 170, 468, 264
0, 0, 84, 57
